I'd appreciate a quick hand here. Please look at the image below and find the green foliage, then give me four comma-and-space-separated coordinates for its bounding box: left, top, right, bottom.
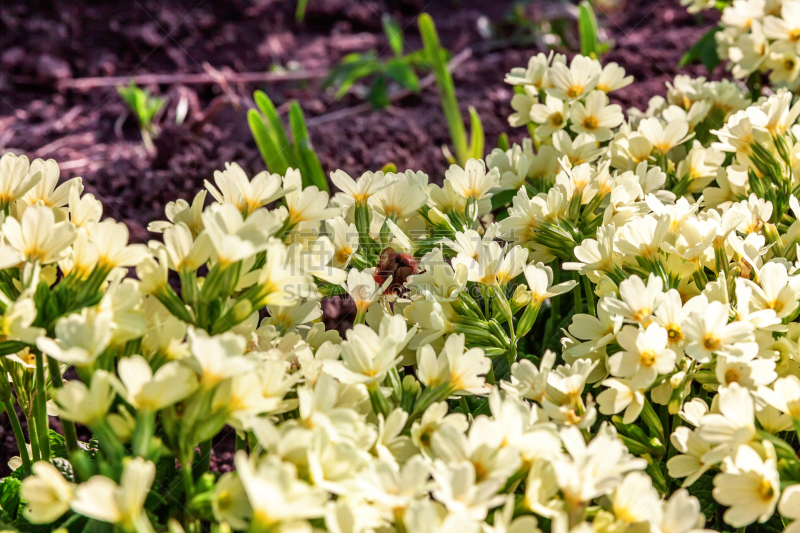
324, 15, 422, 109
418, 13, 484, 165
578, 1, 601, 59
116, 81, 163, 133
248, 90, 328, 191
679, 27, 721, 73
295, 0, 308, 22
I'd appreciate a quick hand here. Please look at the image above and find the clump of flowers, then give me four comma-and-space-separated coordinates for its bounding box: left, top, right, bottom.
5, 45, 800, 533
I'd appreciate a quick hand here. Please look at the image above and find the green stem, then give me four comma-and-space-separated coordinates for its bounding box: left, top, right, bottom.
27, 411, 40, 462
34, 352, 50, 461
235, 433, 247, 453
2, 398, 30, 469
572, 271, 582, 310
47, 357, 80, 454
582, 275, 595, 316
194, 440, 212, 480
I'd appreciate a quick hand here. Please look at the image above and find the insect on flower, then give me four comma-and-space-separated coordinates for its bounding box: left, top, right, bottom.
374, 247, 422, 296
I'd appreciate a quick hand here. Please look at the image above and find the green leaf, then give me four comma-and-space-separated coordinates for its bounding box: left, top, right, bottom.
0, 478, 21, 521
679, 27, 721, 73
686, 472, 719, 529
368, 76, 391, 109
295, 0, 308, 22
490, 189, 517, 213
382, 15, 404, 57
0, 341, 27, 356
288, 103, 328, 192
49, 429, 69, 459
248, 109, 288, 176
116, 81, 163, 131
419, 13, 469, 166
385, 58, 421, 92
578, 1, 601, 59
253, 90, 297, 171
468, 106, 484, 160
325, 53, 379, 100
80, 519, 114, 533
497, 133, 509, 151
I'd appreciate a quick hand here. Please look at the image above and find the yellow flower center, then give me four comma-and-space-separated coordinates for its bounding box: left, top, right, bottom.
551, 113, 564, 127
473, 462, 489, 483
724, 368, 740, 385
639, 350, 657, 367
702, 333, 721, 352
791, 29, 800, 42
567, 86, 583, 99
757, 478, 775, 501
583, 116, 599, 130
632, 308, 652, 323
217, 490, 233, 512
334, 247, 352, 264
667, 325, 684, 343
785, 58, 796, 71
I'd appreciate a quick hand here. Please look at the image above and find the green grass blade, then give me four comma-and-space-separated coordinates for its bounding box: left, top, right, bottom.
382, 15, 404, 57
419, 13, 468, 166
253, 90, 299, 171
578, 1, 600, 59
248, 109, 288, 175
288, 103, 328, 191
295, 0, 308, 22
468, 106, 484, 160
497, 133, 509, 151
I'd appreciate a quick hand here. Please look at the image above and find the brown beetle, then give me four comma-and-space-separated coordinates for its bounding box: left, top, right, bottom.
373, 247, 421, 296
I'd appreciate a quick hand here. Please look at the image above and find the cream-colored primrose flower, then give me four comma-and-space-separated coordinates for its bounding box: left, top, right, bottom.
0, 204, 76, 267
22, 158, 82, 208
330, 169, 390, 206
601, 274, 664, 326
205, 162, 286, 216
0, 293, 45, 344
283, 168, 340, 225
529, 94, 570, 138
509, 85, 538, 127
54, 370, 116, 425
569, 90, 624, 142
596, 62, 633, 93
342, 268, 389, 315
325, 217, 358, 268
524, 262, 578, 306
546, 54, 601, 101
116, 354, 199, 411
369, 170, 428, 220
21, 461, 74, 524
202, 202, 280, 265
0, 152, 42, 209
713, 442, 780, 527
417, 333, 492, 395
445, 158, 500, 202
234, 451, 328, 529
36, 307, 114, 366
70, 457, 156, 531
763, 0, 800, 54
90, 219, 149, 270
638, 117, 693, 154
325, 314, 414, 385
186, 328, 257, 387
68, 185, 103, 228
610, 323, 677, 389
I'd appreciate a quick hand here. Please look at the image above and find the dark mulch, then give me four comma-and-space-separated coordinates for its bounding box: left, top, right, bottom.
0, 0, 720, 469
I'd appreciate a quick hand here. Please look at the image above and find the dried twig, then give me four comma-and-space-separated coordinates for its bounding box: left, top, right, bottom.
58, 68, 330, 91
